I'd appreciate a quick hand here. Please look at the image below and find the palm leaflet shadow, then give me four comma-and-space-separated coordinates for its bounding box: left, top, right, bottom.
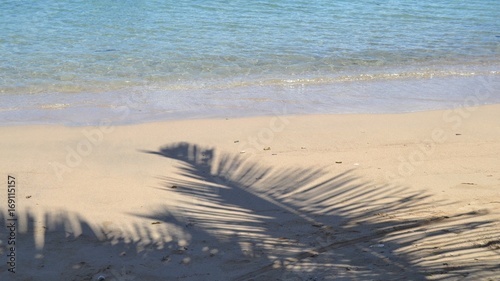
142, 142, 500, 280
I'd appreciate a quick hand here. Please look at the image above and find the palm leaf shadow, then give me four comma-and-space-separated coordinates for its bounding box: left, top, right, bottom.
142, 142, 500, 280
0, 207, 194, 280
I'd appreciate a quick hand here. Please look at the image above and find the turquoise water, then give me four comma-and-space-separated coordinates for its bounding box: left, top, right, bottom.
1, 0, 499, 124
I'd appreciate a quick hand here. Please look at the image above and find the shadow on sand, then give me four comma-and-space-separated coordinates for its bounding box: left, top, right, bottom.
140, 142, 500, 280
1, 142, 499, 280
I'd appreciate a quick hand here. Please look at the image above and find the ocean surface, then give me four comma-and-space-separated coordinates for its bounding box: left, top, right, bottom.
1, 0, 499, 125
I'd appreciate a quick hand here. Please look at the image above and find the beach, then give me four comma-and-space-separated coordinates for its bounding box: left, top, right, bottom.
1, 1, 499, 279
1, 104, 499, 280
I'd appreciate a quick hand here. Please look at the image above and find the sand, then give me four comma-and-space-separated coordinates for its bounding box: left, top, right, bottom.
0, 104, 499, 280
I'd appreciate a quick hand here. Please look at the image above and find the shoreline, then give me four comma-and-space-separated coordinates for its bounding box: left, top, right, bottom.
0, 104, 499, 279
1, 73, 499, 126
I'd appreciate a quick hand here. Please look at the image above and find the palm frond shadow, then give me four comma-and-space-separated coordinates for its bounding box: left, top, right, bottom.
143, 142, 500, 280
0, 207, 194, 280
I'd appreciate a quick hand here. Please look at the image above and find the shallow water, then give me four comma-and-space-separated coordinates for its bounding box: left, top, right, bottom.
1, 0, 499, 125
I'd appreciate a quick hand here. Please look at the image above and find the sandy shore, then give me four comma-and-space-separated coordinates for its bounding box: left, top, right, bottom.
1, 104, 499, 280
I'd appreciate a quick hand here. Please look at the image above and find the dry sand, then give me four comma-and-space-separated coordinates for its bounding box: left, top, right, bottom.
0, 104, 499, 280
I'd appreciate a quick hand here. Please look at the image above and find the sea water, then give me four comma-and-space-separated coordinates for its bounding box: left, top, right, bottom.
1, 0, 499, 125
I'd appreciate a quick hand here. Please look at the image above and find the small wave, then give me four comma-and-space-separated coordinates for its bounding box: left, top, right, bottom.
38, 103, 70, 110
162, 67, 500, 92
0, 107, 18, 112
